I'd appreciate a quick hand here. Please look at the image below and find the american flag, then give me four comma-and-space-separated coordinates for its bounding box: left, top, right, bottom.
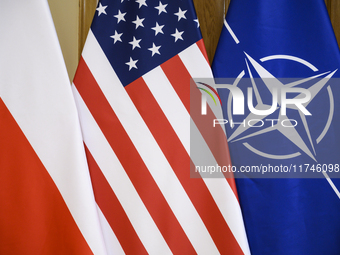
72, 0, 250, 254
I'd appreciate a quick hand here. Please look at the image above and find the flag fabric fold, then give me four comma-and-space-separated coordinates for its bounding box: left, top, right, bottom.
72, 0, 250, 254
0, 1, 107, 254
212, 0, 340, 254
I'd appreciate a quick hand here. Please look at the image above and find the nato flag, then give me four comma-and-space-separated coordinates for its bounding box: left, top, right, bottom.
212, 0, 340, 254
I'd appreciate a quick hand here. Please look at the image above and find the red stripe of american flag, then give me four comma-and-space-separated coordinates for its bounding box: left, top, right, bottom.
84, 144, 147, 255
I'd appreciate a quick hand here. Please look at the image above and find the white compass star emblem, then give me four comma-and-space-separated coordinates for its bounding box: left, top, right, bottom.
227, 52, 337, 162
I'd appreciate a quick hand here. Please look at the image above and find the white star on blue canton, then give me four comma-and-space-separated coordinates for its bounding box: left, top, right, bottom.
136, 0, 147, 8
174, 8, 187, 21
148, 43, 161, 56
194, 19, 200, 28
171, 29, 184, 42
96, 3, 107, 16
110, 30, 123, 44
152, 22, 164, 36
114, 10, 126, 23
126, 57, 138, 70
132, 15, 145, 29
129, 36, 142, 50
155, 1, 167, 15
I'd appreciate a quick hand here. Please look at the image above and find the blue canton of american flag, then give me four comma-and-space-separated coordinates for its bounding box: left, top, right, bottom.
92, 0, 201, 86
